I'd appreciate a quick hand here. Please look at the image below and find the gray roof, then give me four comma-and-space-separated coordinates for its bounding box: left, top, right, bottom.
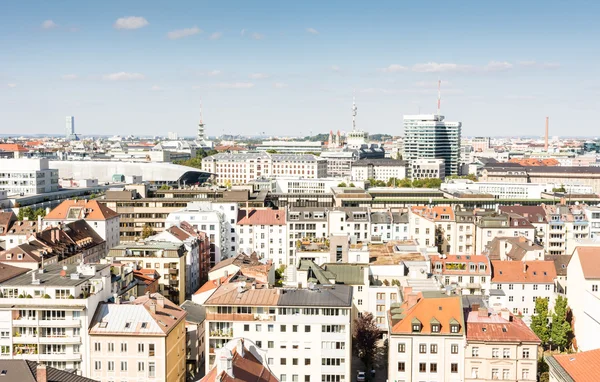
271, 154, 321, 162
485, 163, 600, 174
0, 264, 109, 288
180, 300, 206, 323
489, 289, 506, 296
278, 284, 352, 307
392, 212, 409, 224
371, 212, 392, 224
352, 158, 407, 167
0, 360, 98, 382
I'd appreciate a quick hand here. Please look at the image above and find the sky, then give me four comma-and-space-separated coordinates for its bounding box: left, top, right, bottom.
1, 0, 599, 138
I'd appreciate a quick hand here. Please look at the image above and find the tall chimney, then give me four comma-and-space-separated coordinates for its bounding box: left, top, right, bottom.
36, 365, 47, 382
545, 117, 549, 151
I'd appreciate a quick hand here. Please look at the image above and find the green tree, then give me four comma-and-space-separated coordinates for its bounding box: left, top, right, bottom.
266, 149, 278, 154
159, 184, 171, 190
17, 207, 35, 221
531, 297, 550, 345
353, 313, 379, 367
34, 208, 46, 219
274, 265, 286, 287
550, 295, 573, 351
349, 183, 355, 187
337, 182, 347, 187
446, 174, 477, 182
141, 224, 155, 239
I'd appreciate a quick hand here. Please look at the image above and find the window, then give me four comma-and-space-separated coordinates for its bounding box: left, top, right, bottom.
503, 348, 510, 358
305, 325, 311, 332
94, 361, 101, 371
293, 325, 298, 332
522, 369, 530, 379
280, 376, 287, 382
412, 323, 421, 332
256, 341, 262, 348
450, 324, 459, 333
419, 363, 426, 373
148, 362, 156, 378
305, 359, 311, 365
108, 343, 114, 352
94, 343, 101, 352
430, 344, 438, 354
419, 344, 427, 354
244, 324, 250, 332
138, 362, 145, 372
292, 376, 298, 382
292, 358, 298, 366
472, 347, 479, 357
281, 358, 287, 365
138, 343, 144, 353
451, 363, 458, 373
358, 286, 363, 292
492, 348, 499, 358
121, 361, 127, 371
121, 343, 127, 352
358, 299, 363, 306
522, 348, 530, 359
509, 296, 514, 302
593, 285, 598, 292
492, 369, 499, 379
268, 341, 274, 348
533, 285, 538, 290
149, 344, 155, 357
397, 343, 405, 353
256, 324, 262, 332
503, 369, 510, 380
281, 325, 287, 332
509, 284, 514, 290
430, 363, 437, 373
471, 367, 479, 378
451, 344, 458, 354
398, 362, 405, 372
431, 324, 440, 333
108, 361, 114, 372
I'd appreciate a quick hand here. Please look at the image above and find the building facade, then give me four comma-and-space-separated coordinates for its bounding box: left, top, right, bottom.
0, 158, 59, 195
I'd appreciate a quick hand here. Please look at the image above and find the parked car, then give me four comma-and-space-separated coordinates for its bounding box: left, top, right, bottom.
357, 371, 366, 382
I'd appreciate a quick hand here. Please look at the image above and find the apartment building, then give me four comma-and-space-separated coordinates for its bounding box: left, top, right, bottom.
454, 209, 479, 255
328, 208, 371, 242
201, 152, 327, 186
542, 204, 589, 255
409, 206, 455, 252
490, 261, 557, 325
287, 207, 329, 266
475, 214, 536, 255
370, 211, 409, 243
388, 290, 465, 382
180, 300, 206, 380
0, 263, 112, 376
88, 293, 187, 382
166, 201, 239, 265
465, 305, 540, 382
237, 209, 287, 265
566, 246, 600, 352
0, 213, 39, 250
107, 242, 187, 304
351, 159, 407, 182
0, 158, 59, 195
203, 281, 352, 382
430, 254, 491, 296
42, 199, 120, 252
320, 150, 358, 178
584, 206, 600, 239
410, 158, 446, 180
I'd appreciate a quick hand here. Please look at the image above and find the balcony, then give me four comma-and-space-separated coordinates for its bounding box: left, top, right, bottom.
39, 336, 81, 344
13, 319, 38, 327
12, 336, 38, 344
38, 353, 82, 361
38, 320, 81, 328
169, 268, 178, 275
209, 328, 233, 338
466, 283, 482, 289
206, 313, 275, 322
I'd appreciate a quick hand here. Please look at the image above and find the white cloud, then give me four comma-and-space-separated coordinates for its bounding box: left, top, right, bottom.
331, 65, 341, 72
150, 85, 163, 91
207, 70, 221, 76
249, 73, 269, 79
518, 61, 560, 69
485, 61, 513, 71
113, 16, 149, 30
103, 72, 145, 81
167, 26, 202, 40
412, 62, 473, 73
209, 32, 222, 40
306, 28, 319, 35
61, 74, 78, 80
273, 82, 287, 89
216, 82, 255, 89
379, 64, 407, 73
251, 32, 264, 40
7, 84, 17, 88
41, 20, 58, 29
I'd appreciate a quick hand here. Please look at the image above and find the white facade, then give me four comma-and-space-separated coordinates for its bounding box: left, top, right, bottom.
411, 158, 445, 180
320, 150, 358, 178
442, 180, 594, 199
351, 159, 407, 182
166, 201, 239, 264
274, 177, 363, 194
0, 158, 59, 195
237, 212, 288, 266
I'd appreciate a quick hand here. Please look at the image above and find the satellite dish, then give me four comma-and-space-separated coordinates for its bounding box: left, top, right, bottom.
129, 296, 135, 302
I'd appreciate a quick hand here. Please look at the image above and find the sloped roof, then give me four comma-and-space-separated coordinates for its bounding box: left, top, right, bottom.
547, 348, 600, 382
0, 211, 16, 235
0, 263, 29, 283
491, 260, 556, 283
545, 255, 571, 277
0, 144, 28, 152
572, 247, 600, 279
485, 236, 543, 261
466, 311, 540, 343
322, 263, 366, 285
194, 273, 236, 294
201, 340, 278, 382
390, 293, 464, 335
180, 300, 206, 324
44, 200, 119, 221
204, 283, 279, 306
237, 208, 286, 226
0, 360, 98, 382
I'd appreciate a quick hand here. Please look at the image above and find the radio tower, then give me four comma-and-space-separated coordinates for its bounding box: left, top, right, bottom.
352, 93, 358, 131
197, 99, 206, 142
437, 79, 441, 116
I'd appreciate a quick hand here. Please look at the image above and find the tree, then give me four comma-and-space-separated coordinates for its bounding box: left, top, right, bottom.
349, 183, 355, 187
550, 295, 573, 351
274, 265, 286, 287
34, 208, 46, 219
17, 207, 35, 221
337, 182, 347, 187
353, 313, 379, 367
266, 149, 278, 154
141, 224, 155, 239
159, 184, 171, 190
531, 297, 550, 345
395, 152, 403, 160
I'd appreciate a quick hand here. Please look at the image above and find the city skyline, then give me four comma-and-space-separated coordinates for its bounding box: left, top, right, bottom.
1, 0, 599, 137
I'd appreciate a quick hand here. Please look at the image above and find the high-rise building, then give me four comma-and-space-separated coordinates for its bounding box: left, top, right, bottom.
403, 114, 461, 177
66, 116, 76, 140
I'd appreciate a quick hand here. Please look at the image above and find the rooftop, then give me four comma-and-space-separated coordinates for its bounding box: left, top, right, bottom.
44, 199, 119, 221
572, 246, 600, 279
491, 260, 557, 283
0, 263, 109, 288
237, 208, 286, 226
0, 360, 98, 382
466, 309, 540, 343
180, 300, 206, 324
546, 348, 600, 382
390, 292, 464, 335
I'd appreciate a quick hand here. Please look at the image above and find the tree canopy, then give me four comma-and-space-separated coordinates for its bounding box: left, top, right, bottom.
353, 313, 379, 367
531, 297, 550, 344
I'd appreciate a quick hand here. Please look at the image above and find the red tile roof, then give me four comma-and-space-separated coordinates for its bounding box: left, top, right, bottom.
491, 260, 556, 283
194, 274, 236, 294
237, 209, 286, 226
44, 200, 119, 220
572, 246, 600, 279
466, 310, 540, 343
201, 340, 278, 382
549, 348, 600, 381
390, 292, 464, 335
0, 144, 28, 152
410, 206, 455, 222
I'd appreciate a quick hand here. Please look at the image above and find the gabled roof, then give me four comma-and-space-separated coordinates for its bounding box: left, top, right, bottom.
44, 200, 119, 221
466, 310, 540, 343
0, 211, 16, 235
546, 348, 600, 382
0, 263, 30, 283
237, 208, 286, 226
180, 300, 206, 324
571, 247, 600, 279
0, 360, 98, 382
201, 339, 278, 382
491, 260, 556, 283
390, 293, 464, 335
194, 273, 236, 294
0, 144, 28, 152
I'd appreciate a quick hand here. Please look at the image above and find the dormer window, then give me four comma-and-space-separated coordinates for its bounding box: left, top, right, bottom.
411, 318, 422, 333
431, 324, 440, 333
450, 318, 460, 333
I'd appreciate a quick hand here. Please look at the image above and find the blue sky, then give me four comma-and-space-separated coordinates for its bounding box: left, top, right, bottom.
1, 0, 599, 138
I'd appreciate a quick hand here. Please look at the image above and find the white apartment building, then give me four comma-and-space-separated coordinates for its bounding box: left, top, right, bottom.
409, 206, 455, 251
287, 207, 330, 267
320, 150, 358, 178
388, 290, 465, 382
0, 158, 59, 195
201, 153, 327, 186
42, 199, 121, 252
328, 208, 371, 243
543, 204, 590, 255
583, 206, 600, 239
465, 305, 540, 382
475, 216, 536, 255
566, 246, 600, 352
442, 180, 594, 199
430, 254, 491, 296
410, 158, 446, 180
491, 261, 557, 325
351, 159, 407, 182
88, 293, 187, 382
274, 177, 364, 194
0, 263, 112, 376
237, 209, 288, 265
203, 281, 353, 382
166, 201, 239, 264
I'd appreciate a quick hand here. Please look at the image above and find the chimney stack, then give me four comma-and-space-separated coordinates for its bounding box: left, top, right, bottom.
156, 294, 165, 309
471, 303, 480, 313
545, 117, 549, 151
478, 307, 488, 317
36, 365, 47, 382
149, 302, 157, 315
406, 292, 418, 309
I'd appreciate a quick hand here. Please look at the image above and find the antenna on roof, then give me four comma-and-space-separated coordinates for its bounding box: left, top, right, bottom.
437, 79, 441, 116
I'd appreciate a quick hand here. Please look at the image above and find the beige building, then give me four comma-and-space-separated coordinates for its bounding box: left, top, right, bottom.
465, 304, 540, 382
88, 293, 187, 382
107, 242, 187, 304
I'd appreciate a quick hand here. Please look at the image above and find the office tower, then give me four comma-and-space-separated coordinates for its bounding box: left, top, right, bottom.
403, 114, 461, 177
66, 116, 75, 140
